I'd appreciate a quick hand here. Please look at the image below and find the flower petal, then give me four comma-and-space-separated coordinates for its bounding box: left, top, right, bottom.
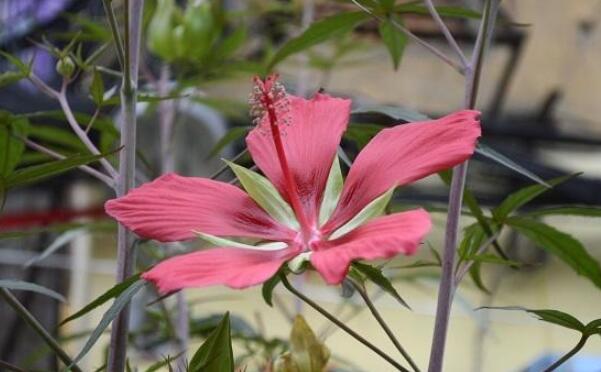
311, 209, 431, 284
246, 93, 351, 224
143, 246, 300, 293
105, 173, 296, 243
324, 110, 480, 232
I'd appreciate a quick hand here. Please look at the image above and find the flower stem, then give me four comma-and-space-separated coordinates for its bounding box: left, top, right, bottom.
107, 1, 144, 371
349, 280, 421, 372
0, 288, 82, 372
543, 334, 588, 372
427, 1, 497, 371
280, 275, 409, 372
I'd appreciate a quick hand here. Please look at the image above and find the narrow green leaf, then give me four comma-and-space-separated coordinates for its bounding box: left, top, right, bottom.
378, 16, 407, 70
0, 279, 65, 302
90, 68, 105, 106
468, 261, 489, 293
24, 228, 87, 267
72, 280, 145, 365
330, 186, 395, 240
507, 218, 601, 289
60, 273, 141, 326
0, 71, 26, 87
209, 127, 250, 157
479, 307, 586, 332
5, 152, 111, 189
27, 125, 87, 152
189, 312, 234, 372
225, 160, 299, 230
525, 206, 601, 218
352, 262, 410, 309
145, 353, 182, 372
343, 123, 385, 149
464, 253, 520, 266
319, 156, 343, 226
476, 143, 549, 187
351, 106, 430, 122
268, 12, 369, 69
584, 319, 601, 336
493, 174, 578, 222
194, 231, 287, 251
0, 115, 28, 177
261, 274, 282, 307
0, 51, 31, 75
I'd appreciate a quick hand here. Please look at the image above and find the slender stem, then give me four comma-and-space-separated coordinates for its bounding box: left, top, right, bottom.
210, 149, 249, 179
0, 288, 83, 372
423, 0, 469, 68
280, 275, 409, 372
349, 280, 421, 372
543, 334, 588, 372
101, 0, 125, 70
107, 1, 144, 372
428, 2, 496, 371
22, 137, 114, 187
350, 0, 465, 74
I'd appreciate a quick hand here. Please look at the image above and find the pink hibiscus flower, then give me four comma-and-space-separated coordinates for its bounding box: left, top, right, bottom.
105, 76, 481, 294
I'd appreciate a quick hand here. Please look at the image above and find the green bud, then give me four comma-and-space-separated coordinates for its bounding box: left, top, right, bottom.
147, 0, 177, 61
55, 56, 76, 78
182, 1, 218, 61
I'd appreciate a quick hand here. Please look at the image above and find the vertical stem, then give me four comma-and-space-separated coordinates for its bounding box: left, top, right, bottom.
107, 1, 144, 371
427, 1, 496, 371
0, 289, 83, 372
543, 334, 588, 372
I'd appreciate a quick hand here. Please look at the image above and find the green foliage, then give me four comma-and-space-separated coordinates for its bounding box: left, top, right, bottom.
72, 280, 146, 365
90, 68, 105, 106
351, 105, 430, 122
525, 205, 601, 218
0, 114, 28, 178
351, 262, 410, 309
0, 51, 32, 87
506, 217, 601, 289
273, 316, 330, 372
378, 16, 408, 70
61, 273, 141, 326
493, 174, 577, 222
268, 12, 370, 70
189, 312, 234, 372
209, 126, 251, 157
262, 273, 282, 307
344, 123, 385, 149
0, 279, 66, 302
475, 143, 549, 187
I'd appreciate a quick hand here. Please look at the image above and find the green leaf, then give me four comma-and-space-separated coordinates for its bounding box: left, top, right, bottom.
72, 280, 145, 365
0, 279, 65, 302
0, 71, 26, 87
464, 253, 520, 266
90, 68, 105, 106
24, 228, 87, 267
145, 353, 182, 372
209, 127, 250, 157
351, 262, 410, 309
261, 274, 282, 307
344, 123, 385, 149
506, 218, 601, 289
273, 315, 330, 372
0, 115, 28, 177
468, 261, 489, 293
351, 105, 430, 122
61, 273, 141, 326
268, 12, 369, 69
479, 307, 585, 332
493, 174, 578, 222
0, 51, 31, 75
27, 125, 87, 152
395, 4, 481, 20
225, 160, 299, 230
475, 143, 549, 187
189, 312, 234, 372
525, 206, 601, 218
330, 186, 395, 239
319, 156, 343, 226
584, 319, 601, 336
378, 16, 407, 70
5, 152, 111, 189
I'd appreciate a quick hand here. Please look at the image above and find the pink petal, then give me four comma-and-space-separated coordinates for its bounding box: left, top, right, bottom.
311, 209, 431, 284
324, 110, 480, 233
105, 173, 296, 243
143, 246, 300, 293
246, 93, 351, 224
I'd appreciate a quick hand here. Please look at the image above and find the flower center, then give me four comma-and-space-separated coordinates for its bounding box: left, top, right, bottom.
250, 75, 312, 240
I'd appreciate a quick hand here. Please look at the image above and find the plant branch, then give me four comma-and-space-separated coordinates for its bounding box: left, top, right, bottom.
280, 275, 409, 372
107, 1, 144, 371
101, 0, 125, 70
543, 334, 588, 372
0, 288, 83, 372
423, 0, 469, 68
427, 1, 497, 371
349, 280, 420, 372
22, 137, 114, 187
350, 0, 465, 74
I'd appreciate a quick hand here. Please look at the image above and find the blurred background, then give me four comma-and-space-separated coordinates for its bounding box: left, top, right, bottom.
0, 0, 600, 371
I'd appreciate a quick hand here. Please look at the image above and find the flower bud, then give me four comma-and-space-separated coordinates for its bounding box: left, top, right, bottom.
55, 56, 75, 78
147, 0, 177, 61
